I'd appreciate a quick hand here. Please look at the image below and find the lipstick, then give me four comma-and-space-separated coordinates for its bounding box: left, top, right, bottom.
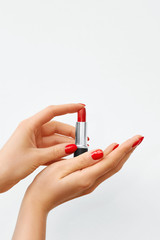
74, 107, 88, 157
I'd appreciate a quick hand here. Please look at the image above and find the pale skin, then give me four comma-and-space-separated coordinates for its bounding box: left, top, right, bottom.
12, 136, 143, 240
0, 103, 144, 240
0, 103, 85, 193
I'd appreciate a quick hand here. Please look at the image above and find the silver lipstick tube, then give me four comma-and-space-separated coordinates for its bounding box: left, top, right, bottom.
74, 122, 88, 157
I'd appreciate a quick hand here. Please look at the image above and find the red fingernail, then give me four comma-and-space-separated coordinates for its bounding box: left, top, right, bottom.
112, 144, 119, 151
65, 144, 77, 154
91, 149, 103, 160
79, 103, 86, 106
87, 144, 89, 147
132, 136, 144, 148
87, 137, 90, 141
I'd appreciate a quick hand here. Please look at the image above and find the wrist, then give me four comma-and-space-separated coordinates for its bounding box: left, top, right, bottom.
13, 186, 48, 240
25, 181, 58, 214
0, 150, 11, 193
23, 188, 49, 217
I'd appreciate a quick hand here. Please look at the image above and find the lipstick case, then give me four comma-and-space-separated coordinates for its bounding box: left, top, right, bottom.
74, 121, 88, 157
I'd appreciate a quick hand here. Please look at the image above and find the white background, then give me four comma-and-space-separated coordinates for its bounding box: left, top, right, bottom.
0, 0, 160, 239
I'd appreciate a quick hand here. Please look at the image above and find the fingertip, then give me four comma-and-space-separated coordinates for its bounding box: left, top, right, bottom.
112, 144, 119, 151
103, 143, 119, 156
65, 144, 77, 154
91, 149, 104, 160
78, 103, 86, 107
132, 134, 144, 141
132, 136, 144, 148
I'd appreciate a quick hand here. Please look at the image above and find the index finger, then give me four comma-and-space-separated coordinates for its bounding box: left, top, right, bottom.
29, 103, 85, 128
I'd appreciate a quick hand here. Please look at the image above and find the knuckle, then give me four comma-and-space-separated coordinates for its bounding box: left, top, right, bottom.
83, 188, 94, 195
18, 119, 28, 128
52, 122, 57, 132
69, 128, 75, 138
110, 159, 117, 169
47, 105, 54, 110
123, 145, 130, 154
79, 157, 87, 168
76, 154, 89, 169
78, 178, 92, 189
114, 164, 123, 173
46, 105, 55, 112
54, 147, 62, 157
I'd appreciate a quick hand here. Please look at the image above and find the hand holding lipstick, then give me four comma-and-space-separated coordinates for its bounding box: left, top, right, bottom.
0, 103, 85, 193
12, 135, 144, 240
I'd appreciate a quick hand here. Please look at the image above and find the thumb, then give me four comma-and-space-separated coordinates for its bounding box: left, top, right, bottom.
36, 143, 77, 165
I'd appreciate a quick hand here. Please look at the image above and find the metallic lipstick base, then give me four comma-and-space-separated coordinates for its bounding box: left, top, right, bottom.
74, 122, 88, 157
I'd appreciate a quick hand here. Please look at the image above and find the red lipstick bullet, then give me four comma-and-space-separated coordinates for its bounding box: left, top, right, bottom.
78, 108, 86, 122
74, 107, 88, 157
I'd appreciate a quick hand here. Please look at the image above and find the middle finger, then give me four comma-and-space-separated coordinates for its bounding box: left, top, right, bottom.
41, 120, 76, 138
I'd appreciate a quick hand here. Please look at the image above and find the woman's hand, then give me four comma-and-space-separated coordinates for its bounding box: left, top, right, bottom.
25, 135, 144, 212
0, 103, 85, 193
12, 135, 144, 240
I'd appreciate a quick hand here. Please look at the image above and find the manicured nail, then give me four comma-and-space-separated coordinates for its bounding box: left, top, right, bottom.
87, 144, 89, 147
112, 144, 119, 151
87, 136, 90, 141
132, 136, 144, 148
79, 103, 86, 106
65, 144, 77, 154
91, 149, 103, 160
